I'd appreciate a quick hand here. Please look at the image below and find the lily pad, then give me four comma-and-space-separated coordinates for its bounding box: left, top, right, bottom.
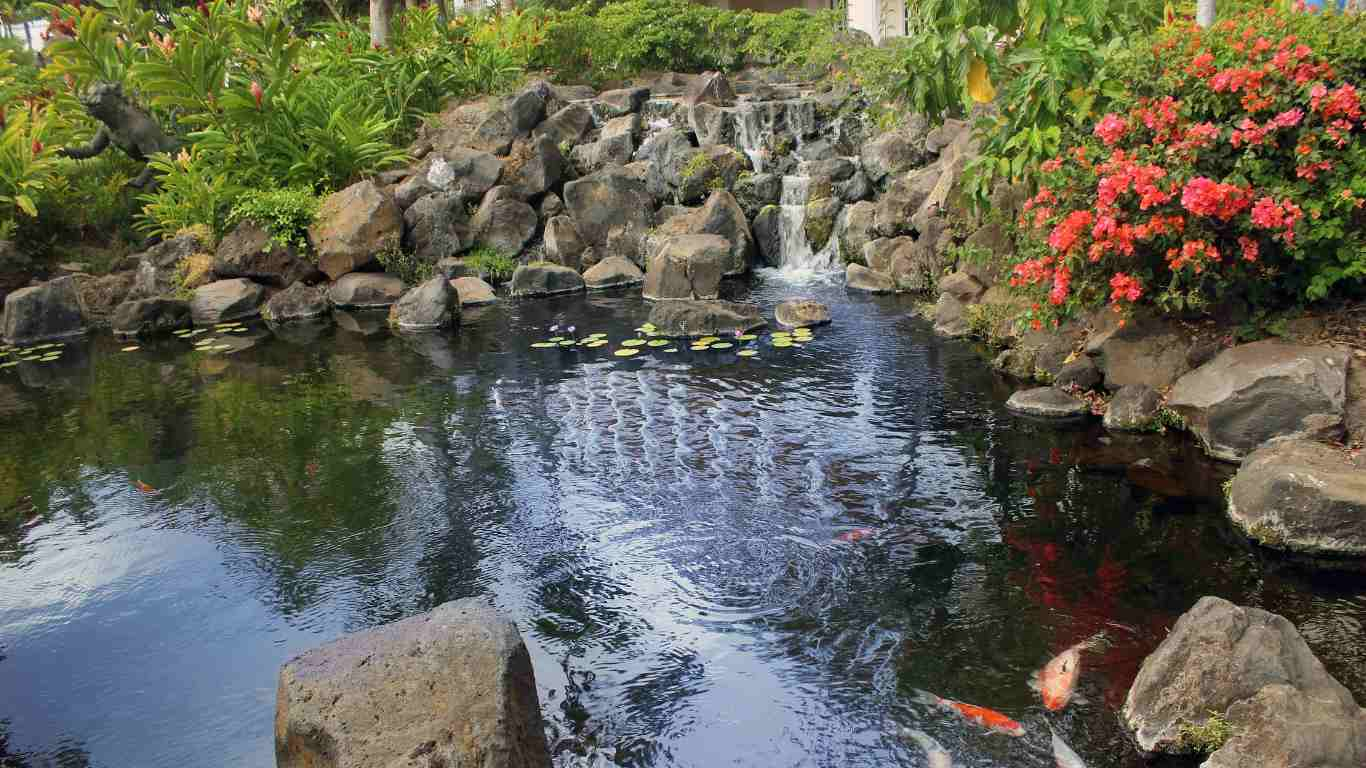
699, 336, 720, 344
664, 347, 679, 353
40, 354, 61, 362
558, 340, 576, 347
614, 348, 640, 357
737, 334, 758, 341
689, 344, 710, 351
531, 342, 558, 348
771, 340, 792, 348
121, 345, 141, 352
737, 349, 758, 358
710, 342, 734, 350
647, 339, 669, 347
586, 340, 609, 348
548, 336, 565, 342
622, 339, 646, 347
0, 361, 17, 369
211, 345, 232, 352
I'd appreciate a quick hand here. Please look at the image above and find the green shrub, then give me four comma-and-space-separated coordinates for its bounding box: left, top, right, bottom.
227, 186, 321, 253
375, 244, 433, 286
135, 149, 239, 242
465, 245, 517, 282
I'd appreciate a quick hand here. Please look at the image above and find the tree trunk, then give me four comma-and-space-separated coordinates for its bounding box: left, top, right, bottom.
370, 0, 390, 48
1196, 0, 1215, 28
22, 19, 31, 51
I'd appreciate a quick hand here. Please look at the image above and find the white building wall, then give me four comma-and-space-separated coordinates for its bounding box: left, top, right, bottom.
846, 0, 907, 45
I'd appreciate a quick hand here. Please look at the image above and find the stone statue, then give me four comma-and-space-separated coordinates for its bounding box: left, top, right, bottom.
58, 81, 180, 188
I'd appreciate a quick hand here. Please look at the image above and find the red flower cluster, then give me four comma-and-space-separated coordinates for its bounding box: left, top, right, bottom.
1250, 196, 1303, 245
1093, 113, 1127, 147
1180, 177, 1252, 221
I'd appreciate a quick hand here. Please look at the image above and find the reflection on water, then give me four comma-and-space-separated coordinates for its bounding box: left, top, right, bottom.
1, 278, 1363, 768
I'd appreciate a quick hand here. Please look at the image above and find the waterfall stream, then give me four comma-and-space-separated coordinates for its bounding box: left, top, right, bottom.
775, 170, 841, 274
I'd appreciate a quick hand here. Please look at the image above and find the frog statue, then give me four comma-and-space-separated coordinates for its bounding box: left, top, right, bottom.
58, 81, 181, 188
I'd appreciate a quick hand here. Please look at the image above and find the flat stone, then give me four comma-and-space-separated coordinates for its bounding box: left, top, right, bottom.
111, 297, 191, 337
452, 276, 497, 306
647, 300, 766, 338
509, 263, 585, 297
582, 256, 644, 290
1122, 596, 1366, 768
189, 278, 267, 325
275, 598, 550, 768
328, 273, 405, 309
1228, 439, 1366, 562
1005, 387, 1089, 420
774, 298, 831, 328
1104, 384, 1163, 432
1167, 340, 1349, 462
845, 263, 895, 294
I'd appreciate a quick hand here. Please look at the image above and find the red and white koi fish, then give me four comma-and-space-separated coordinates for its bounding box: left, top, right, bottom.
913, 689, 1026, 737
1031, 633, 1106, 711
1050, 725, 1089, 768
898, 727, 956, 768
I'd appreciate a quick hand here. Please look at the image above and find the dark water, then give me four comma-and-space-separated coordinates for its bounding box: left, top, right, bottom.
1, 274, 1363, 768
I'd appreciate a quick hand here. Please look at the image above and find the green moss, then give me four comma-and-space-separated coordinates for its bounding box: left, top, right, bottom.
1244, 521, 1287, 548
1178, 712, 1235, 754
679, 152, 711, 182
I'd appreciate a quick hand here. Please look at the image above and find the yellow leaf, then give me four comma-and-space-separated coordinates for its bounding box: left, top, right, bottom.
967, 58, 996, 104
15, 195, 36, 217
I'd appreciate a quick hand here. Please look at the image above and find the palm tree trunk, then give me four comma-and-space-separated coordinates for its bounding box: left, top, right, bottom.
370, 0, 390, 48
1196, 0, 1215, 28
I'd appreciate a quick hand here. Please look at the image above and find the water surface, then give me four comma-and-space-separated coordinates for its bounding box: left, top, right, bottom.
2, 275, 1363, 768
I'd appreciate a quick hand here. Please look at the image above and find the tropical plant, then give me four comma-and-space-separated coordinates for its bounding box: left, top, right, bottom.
136, 148, 238, 240
227, 185, 320, 251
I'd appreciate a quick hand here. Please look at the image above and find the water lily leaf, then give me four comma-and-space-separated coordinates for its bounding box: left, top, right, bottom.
531, 342, 557, 348
212, 345, 232, 352
40, 354, 60, 361
587, 340, 609, 348
699, 336, 720, 344
771, 340, 792, 348
647, 339, 669, 347
737, 350, 758, 357
710, 342, 734, 349
738, 334, 758, 341
614, 348, 640, 357
622, 339, 647, 347
664, 347, 679, 352
558, 340, 576, 346
0, 361, 17, 368
548, 336, 565, 342
121, 346, 141, 352
689, 344, 710, 351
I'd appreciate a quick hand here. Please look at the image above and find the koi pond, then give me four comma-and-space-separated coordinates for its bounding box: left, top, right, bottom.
2, 275, 1364, 768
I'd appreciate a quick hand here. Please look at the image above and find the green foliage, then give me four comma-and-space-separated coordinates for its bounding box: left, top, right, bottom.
227, 186, 320, 252
375, 244, 433, 286
1149, 407, 1188, 434
1178, 711, 1234, 754
465, 245, 516, 282
136, 148, 238, 241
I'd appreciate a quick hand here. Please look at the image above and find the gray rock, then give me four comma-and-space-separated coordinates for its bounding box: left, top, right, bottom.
328, 273, 405, 309
505, 80, 550, 135
643, 235, 728, 301
684, 71, 734, 106
471, 187, 537, 257
932, 292, 969, 337
1122, 596, 1366, 768
214, 222, 320, 287
775, 298, 830, 328
803, 197, 841, 252
925, 118, 970, 155
309, 181, 402, 281
570, 131, 635, 174
509, 263, 585, 297
890, 240, 944, 294
646, 299, 766, 338
845, 263, 895, 294
938, 271, 985, 304
506, 136, 565, 199
1084, 310, 1194, 391
692, 191, 753, 276
674, 146, 750, 206
1104, 384, 1163, 432
264, 282, 331, 324
838, 201, 878, 265
752, 206, 782, 267
993, 346, 1037, 380
2, 276, 87, 344
1005, 387, 1089, 420
275, 597, 550, 768
75, 271, 135, 326
1167, 340, 1349, 462
863, 236, 911, 274
538, 193, 565, 222
543, 216, 587, 270
404, 192, 472, 264
428, 100, 517, 157
132, 233, 204, 298
563, 167, 655, 258
687, 102, 730, 146
111, 297, 191, 337
389, 276, 458, 331
874, 166, 941, 237
594, 87, 650, 119
534, 104, 593, 147
1227, 439, 1366, 561
1054, 356, 1102, 391
189, 278, 266, 325
394, 149, 504, 211
582, 256, 644, 290
451, 276, 497, 306
435, 257, 472, 280
732, 172, 780, 219
860, 123, 927, 184
0, 239, 30, 307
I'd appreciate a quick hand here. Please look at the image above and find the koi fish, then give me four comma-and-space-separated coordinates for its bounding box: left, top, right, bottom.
1050, 725, 1088, 768
1031, 633, 1106, 711
836, 527, 875, 543
134, 480, 157, 494
898, 727, 956, 768
913, 689, 1025, 737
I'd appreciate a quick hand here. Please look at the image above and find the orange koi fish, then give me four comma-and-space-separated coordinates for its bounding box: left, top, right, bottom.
134, 480, 157, 494
835, 527, 875, 543
1031, 633, 1106, 711
914, 690, 1025, 737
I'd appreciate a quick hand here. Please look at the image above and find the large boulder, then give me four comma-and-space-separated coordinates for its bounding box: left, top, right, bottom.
214, 221, 320, 287
752, 206, 782, 267
647, 300, 766, 338
533, 104, 592, 147
395, 149, 503, 210
2, 276, 88, 345
684, 71, 734, 106
593, 87, 649, 120
889, 240, 944, 294
75, 271, 135, 326
275, 598, 550, 768
874, 166, 940, 237
111, 297, 191, 337
426, 99, 517, 157
838, 201, 878, 265
775, 298, 831, 328
543, 215, 586, 270
803, 197, 841, 252
504, 80, 550, 136
649, 191, 753, 276
642, 235, 727, 301
0, 239, 30, 307
1084, 310, 1194, 391
1227, 439, 1366, 562
1122, 596, 1366, 768
931, 292, 970, 337
563, 168, 655, 260
509, 263, 585, 298
582, 256, 644, 290
452, 276, 497, 306
1103, 384, 1163, 432
1005, 387, 1089, 420
863, 236, 911, 274
328, 273, 405, 309
675, 145, 749, 205
860, 126, 925, 185
506, 136, 565, 199
1167, 340, 1349, 462
938, 271, 986, 304
189, 278, 266, 325
845, 263, 894, 294
132, 233, 204, 298
471, 187, 537, 257
389, 276, 458, 331
732, 172, 781, 219
310, 181, 402, 281
263, 282, 331, 324
404, 192, 472, 264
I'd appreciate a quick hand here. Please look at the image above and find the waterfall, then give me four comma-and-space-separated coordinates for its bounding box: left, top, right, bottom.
733, 107, 765, 173
776, 174, 839, 274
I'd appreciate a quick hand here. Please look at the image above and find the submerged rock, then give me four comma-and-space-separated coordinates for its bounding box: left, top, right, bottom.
1005, 387, 1089, 420
2, 276, 88, 345
263, 283, 331, 324
582, 256, 644, 290
189, 278, 267, 325
1228, 439, 1366, 563
309, 180, 402, 281
647, 300, 766, 338
774, 298, 831, 328
328, 273, 405, 309
389, 276, 458, 331
452, 276, 497, 306
112, 297, 191, 337
1167, 340, 1349, 462
275, 597, 550, 768
1122, 596, 1366, 768
509, 263, 585, 297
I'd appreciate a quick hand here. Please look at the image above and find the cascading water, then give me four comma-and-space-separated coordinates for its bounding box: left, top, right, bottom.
733, 107, 765, 173
776, 170, 840, 274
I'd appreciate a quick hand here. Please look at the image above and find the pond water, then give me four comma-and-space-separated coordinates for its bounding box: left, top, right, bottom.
1, 274, 1364, 768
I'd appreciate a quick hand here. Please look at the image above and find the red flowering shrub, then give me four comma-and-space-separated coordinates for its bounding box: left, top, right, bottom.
1009, 4, 1366, 327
